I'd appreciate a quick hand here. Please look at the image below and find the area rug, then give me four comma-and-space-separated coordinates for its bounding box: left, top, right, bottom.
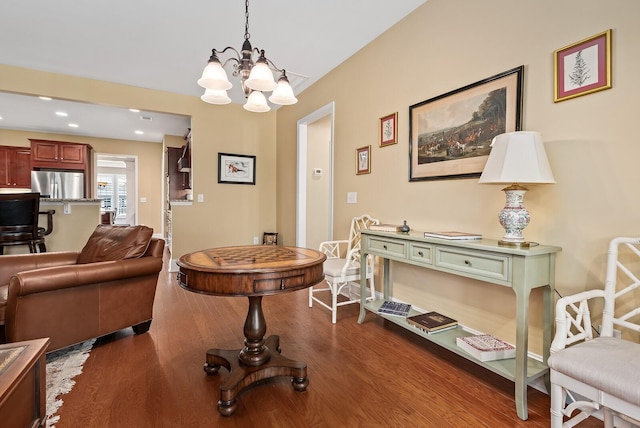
45, 339, 95, 428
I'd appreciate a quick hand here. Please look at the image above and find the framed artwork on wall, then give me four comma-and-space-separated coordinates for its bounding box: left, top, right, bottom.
554, 29, 612, 102
356, 145, 371, 175
409, 65, 523, 182
218, 152, 256, 185
379, 112, 398, 147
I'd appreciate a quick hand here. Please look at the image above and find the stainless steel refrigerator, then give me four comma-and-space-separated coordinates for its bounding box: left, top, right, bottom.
31, 171, 84, 199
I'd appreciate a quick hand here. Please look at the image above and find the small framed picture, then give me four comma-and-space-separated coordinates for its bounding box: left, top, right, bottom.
554, 29, 612, 102
262, 232, 278, 245
379, 112, 398, 147
356, 145, 371, 175
218, 152, 256, 185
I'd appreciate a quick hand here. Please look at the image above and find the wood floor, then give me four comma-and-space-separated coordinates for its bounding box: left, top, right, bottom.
55, 251, 603, 427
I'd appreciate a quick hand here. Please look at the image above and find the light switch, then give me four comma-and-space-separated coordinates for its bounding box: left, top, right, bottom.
197, 194, 204, 202
347, 192, 357, 204
140, 197, 147, 203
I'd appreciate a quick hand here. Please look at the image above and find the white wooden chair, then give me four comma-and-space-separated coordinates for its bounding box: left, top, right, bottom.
548, 237, 640, 428
309, 214, 379, 323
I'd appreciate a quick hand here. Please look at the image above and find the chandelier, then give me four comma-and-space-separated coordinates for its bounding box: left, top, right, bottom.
197, 0, 298, 112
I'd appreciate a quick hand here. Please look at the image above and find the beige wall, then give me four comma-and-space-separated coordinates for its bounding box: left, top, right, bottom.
276, 0, 640, 353
0, 64, 277, 263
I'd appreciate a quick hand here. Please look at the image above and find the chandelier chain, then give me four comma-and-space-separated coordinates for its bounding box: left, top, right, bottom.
244, 0, 250, 41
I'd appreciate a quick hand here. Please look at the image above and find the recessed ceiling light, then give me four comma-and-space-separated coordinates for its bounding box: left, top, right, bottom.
39, 96, 52, 101
68, 123, 79, 128
135, 130, 144, 135
0, 116, 3, 120
55, 111, 68, 117
129, 108, 140, 113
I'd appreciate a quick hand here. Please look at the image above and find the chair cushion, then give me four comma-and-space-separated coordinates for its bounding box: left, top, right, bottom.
0, 284, 6, 324
548, 336, 640, 406
77, 225, 153, 264
323, 257, 371, 277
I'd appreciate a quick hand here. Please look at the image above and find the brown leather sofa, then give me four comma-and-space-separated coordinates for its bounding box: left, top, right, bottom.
0, 225, 165, 352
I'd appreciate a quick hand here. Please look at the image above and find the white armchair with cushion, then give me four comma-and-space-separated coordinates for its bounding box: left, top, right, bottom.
548, 237, 640, 428
309, 214, 379, 323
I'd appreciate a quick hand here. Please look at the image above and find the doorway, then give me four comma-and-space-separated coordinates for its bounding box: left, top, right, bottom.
296, 102, 335, 249
95, 154, 137, 226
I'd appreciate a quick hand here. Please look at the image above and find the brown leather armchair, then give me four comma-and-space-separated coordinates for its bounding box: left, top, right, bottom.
0, 225, 165, 352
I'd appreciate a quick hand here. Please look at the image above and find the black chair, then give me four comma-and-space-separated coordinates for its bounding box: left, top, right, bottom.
0, 193, 55, 255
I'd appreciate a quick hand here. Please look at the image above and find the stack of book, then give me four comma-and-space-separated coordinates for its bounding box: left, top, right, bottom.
456, 334, 516, 362
423, 231, 482, 240
369, 224, 403, 232
377, 300, 412, 317
406, 311, 458, 334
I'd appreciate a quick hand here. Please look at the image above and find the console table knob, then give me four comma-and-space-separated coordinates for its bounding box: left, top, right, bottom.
464, 259, 471, 266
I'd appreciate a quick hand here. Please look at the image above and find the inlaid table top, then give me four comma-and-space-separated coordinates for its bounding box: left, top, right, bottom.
177, 245, 326, 296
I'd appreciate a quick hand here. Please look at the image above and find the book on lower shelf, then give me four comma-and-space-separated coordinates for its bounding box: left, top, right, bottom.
377, 300, 411, 317
456, 334, 516, 362
369, 224, 403, 232
423, 231, 482, 240
406, 311, 458, 333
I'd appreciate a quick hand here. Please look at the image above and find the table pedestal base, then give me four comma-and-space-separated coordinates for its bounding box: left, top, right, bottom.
204, 335, 308, 416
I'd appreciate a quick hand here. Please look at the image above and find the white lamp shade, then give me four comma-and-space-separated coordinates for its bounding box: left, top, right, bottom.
200, 89, 231, 105
197, 60, 233, 90
268, 76, 298, 105
245, 61, 277, 91
478, 131, 556, 184
243, 91, 271, 112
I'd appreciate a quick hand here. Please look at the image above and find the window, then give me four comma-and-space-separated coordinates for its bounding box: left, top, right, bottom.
97, 173, 126, 220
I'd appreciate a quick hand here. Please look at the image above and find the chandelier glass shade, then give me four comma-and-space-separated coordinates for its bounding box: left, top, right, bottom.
197, 0, 298, 111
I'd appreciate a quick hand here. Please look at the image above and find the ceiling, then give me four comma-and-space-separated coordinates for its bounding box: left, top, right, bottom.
0, 0, 426, 143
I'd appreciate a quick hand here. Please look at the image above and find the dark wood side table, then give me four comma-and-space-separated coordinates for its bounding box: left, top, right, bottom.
0, 338, 50, 427
177, 245, 326, 416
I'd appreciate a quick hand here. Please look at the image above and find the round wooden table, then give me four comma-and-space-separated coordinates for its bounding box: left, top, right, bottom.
177, 245, 326, 416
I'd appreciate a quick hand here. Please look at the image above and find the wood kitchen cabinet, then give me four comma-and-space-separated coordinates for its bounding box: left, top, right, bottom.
167, 147, 189, 200
0, 145, 31, 188
30, 139, 91, 171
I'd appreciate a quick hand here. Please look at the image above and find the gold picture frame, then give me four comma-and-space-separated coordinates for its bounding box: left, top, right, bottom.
379, 112, 398, 147
356, 145, 371, 175
554, 29, 612, 102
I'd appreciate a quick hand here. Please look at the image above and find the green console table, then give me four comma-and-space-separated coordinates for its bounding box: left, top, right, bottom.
358, 230, 561, 421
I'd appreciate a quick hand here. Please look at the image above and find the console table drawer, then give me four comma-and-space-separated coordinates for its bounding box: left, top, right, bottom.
409, 243, 434, 266
368, 237, 407, 258
435, 247, 510, 283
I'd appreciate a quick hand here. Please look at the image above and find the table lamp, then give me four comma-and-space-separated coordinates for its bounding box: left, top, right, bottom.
478, 131, 556, 246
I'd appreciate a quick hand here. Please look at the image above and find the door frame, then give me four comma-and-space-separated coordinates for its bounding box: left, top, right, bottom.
296, 102, 335, 247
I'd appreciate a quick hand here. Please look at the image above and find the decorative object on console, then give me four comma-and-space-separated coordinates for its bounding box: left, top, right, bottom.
379, 112, 398, 147
409, 66, 523, 181
196, 0, 298, 111
423, 231, 482, 240
456, 334, 515, 362
356, 145, 371, 175
406, 311, 458, 333
377, 300, 412, 317
400, 220, 411, 233
478, 131, 555, 247
554, 29, 612, 103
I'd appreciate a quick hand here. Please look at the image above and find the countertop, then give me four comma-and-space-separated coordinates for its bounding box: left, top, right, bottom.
41, 198, 102, 203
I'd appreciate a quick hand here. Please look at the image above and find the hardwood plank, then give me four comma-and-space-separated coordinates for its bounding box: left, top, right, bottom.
54, 250, 604, 427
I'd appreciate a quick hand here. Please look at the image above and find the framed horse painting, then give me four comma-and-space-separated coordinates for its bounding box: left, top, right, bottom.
408, 66, 523, 181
